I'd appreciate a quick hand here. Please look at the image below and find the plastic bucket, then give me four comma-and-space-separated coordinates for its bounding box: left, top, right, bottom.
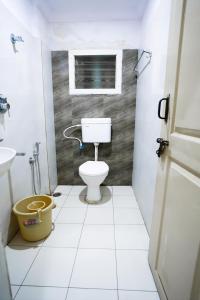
13, 195, 54, 241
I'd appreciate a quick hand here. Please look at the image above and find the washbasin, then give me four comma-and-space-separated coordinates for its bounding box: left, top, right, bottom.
0, 147, 16, 177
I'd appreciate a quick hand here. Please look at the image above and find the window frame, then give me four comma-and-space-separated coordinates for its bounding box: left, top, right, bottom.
68, 49, 122, 95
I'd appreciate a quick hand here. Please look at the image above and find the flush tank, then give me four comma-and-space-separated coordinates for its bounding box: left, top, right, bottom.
81, 118, 111, 143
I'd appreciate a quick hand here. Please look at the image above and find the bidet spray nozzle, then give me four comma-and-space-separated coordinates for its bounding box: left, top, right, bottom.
80, 143, 85, 150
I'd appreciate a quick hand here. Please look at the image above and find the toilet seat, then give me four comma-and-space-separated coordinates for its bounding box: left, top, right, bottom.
79, 161, 109, 176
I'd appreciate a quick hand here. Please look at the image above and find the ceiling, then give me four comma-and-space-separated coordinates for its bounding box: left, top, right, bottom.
33, 0, 149, 23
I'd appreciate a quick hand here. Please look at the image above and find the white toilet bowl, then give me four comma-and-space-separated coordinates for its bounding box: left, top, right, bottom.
79, 161, 109, 202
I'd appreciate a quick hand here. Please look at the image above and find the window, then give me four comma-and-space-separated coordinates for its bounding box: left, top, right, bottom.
69, 50, 122, 95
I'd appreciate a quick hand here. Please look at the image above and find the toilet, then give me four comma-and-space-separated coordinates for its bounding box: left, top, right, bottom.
79, 118, 111, 203
79, 161, 109, 202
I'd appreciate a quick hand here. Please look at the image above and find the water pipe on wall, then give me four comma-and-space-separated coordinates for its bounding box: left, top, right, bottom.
29, 142, 41, 195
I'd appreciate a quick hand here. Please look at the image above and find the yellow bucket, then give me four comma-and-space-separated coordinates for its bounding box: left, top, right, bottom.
13, 195, 54, 242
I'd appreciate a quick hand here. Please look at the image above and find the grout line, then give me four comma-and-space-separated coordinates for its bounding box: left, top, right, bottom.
12, 285, 20, 300
55, 201, 140, 211
113, 207, 142, 210
64, 204, 89, 300
13, 246, 43, 299
8, 244, 43, 248
52, 206, 62, 222
52, 206, 63, 223
42, 246, 116, 250
10, 284, 21, 286
79, 223, 114, 226
13, 284, 158, 293
68, 286, 158, 292
18, 285, 67, 289
66, 186, 73, 195
56, 222, 114, 225
51, 222, 144, 225
112, 195, 120, 300
20, 284, 117, 290
8, 244, 149, 251
118, 288, 158, 293
113, 207, 140, 209
50, 221, 86, 224
115, 248, 149, 252
114, 223, 145, 226
59, 207, 88, 209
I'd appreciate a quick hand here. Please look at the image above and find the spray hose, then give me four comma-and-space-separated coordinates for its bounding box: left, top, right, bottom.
63, 125, 84, 149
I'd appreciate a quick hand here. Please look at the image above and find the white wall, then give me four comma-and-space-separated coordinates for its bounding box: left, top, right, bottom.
2, 1, 141, 50
0, 2, 57, 193
1, 0, 47, 39
48, 20, 140, 50
133, 0, 171, 232
0, 1, 56, 244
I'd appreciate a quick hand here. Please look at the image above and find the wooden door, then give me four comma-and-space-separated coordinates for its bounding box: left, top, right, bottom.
149, 0, 200, 299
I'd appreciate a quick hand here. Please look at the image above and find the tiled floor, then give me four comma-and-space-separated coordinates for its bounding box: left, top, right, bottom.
6, 185, 160, 300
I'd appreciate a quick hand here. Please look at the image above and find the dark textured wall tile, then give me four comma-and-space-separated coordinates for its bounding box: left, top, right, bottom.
52, 49, 137, 185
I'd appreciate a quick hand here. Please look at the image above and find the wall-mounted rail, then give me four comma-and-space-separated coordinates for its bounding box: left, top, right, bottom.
134, 50, 152, 78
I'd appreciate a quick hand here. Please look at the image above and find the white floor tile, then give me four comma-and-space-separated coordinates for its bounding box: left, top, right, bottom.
53, 195, 68, 207
9, 232, 44, 247
63, 195, 88, 208
115, 225, 149, 249
56, 207, 87, 224
113, 195, 138, 208
54, 185, 72, 195
79, 225, 115, 249
15, 286, 67, 300
70, 249, 117, 289
11, 285, 20, 299
24, 247, 76, 287
113, 186, 134, 196
100, 194, 113, 207
119, 290, 160, 300
43, 224, 82, 248
69, 186, 87, 196
6, 246, 40, 285
101, 186, 113, 195
87, 193, 113, 208
85, 208, 113, 224
52, 206, 61, 222
67, 288, 118, 300
114, 208, 144, 224
117, 250, 157, 291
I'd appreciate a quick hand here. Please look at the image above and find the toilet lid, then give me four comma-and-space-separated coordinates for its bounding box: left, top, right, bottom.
79, 161, 109, 176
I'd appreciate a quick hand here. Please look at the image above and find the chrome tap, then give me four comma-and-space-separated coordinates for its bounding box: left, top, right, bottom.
10, 33, 24, 45
33, 142, 41, 157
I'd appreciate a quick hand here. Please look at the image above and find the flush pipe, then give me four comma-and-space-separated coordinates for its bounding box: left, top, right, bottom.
63, 125, 84, 149
94, 143, 99, 161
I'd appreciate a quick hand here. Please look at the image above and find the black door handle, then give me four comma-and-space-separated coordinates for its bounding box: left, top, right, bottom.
156, 138, 169, 157
158, 95, 170, 122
